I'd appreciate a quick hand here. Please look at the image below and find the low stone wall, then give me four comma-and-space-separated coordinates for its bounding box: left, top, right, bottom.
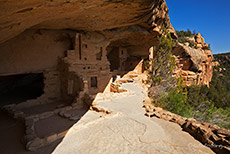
2, 69, 61, 115
23, 103, 85, 151
143, 100, 230, 154
110, 83, 127, 93
2, 98, 86, 151
24, 103, 81, 151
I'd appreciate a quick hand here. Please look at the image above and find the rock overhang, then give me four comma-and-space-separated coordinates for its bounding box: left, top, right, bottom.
0, 0, 174, 46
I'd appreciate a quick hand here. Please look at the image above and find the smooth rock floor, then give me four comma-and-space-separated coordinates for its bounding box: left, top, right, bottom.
52, 82, 214, 154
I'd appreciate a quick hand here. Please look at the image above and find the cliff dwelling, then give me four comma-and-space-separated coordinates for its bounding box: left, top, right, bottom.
0, 0, 218, 153
0, 23, 213, 154
0, 29, 148, 150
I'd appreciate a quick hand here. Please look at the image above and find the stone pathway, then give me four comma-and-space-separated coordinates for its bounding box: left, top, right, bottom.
52, 82, 214, 154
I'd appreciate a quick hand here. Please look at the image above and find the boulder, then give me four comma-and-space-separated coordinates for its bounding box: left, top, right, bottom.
173, 43, 213, 87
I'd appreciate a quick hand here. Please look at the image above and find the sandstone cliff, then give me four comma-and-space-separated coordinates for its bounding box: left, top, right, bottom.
173, 33, 213, 87
0, 0, 174, 45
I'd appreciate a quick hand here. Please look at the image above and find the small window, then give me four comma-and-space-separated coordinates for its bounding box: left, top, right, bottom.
91, 77, 97, 88
84, 58, 87, 60
64, 51, 68, 57
121, 50, 124, 55
96, 47, 102, 60
84, 44, 88, 48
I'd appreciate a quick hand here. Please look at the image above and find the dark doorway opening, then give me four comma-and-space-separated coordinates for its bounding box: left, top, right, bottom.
90, 77, 98, 88
107, 47, 120, 71
0, 73, 44, 107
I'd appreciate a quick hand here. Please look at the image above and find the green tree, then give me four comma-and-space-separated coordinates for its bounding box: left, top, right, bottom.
149, 26, 176, 86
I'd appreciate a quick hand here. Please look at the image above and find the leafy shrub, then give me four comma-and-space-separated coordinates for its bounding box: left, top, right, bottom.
153, 73, 230, 129
154, 75, 193, 118
146, 26, 176, 103
176, 29, 193, 37
146, 26, 176, 86
176, 29, 196, 47
159, 88, 193, 118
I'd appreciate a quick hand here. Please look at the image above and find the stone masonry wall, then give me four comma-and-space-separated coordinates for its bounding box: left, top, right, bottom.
2, 69, 61, 118
61, 32, 112, 97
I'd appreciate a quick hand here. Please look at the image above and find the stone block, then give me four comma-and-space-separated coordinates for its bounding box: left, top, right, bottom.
39, 111, 54, 119
144, 112, 152, 117
26, 128, 34, 135
153, 107, 163, 112
150, 113, 160, 118
209, 133, 220, 142
63, 113, 72, 118
216, 129, 230, 137
196, 43, 202, 49
69, 116, 80, 121
176, 118, 186, 126
58, 111, 65, 117
26, 138, 44, 151
46, 134, 58, 143
14, 111, 25, 119
25, 119, 34, 127
57, 130, 68, 138
24, 133, 37, 142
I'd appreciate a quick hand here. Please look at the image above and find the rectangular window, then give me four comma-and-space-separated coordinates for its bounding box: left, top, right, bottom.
79, 35, 82, 60
90, 77, 97, 88
96, 47, 102, 60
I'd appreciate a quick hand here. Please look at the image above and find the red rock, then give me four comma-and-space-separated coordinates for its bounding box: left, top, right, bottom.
173, 42, 213, 87
216, 129, 230, 137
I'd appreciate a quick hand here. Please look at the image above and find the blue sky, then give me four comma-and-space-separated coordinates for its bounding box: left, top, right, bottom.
166, 0, 230, 54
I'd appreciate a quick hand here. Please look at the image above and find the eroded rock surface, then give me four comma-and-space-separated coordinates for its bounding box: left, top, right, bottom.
173, 33, 213, 86
53, 79, 214, 154
0, 0, 174, 44
144, 99, 230, 154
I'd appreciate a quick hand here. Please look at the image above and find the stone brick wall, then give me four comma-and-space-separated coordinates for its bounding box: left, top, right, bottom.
2, 68, 61, 114
60, 32, 112, 97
